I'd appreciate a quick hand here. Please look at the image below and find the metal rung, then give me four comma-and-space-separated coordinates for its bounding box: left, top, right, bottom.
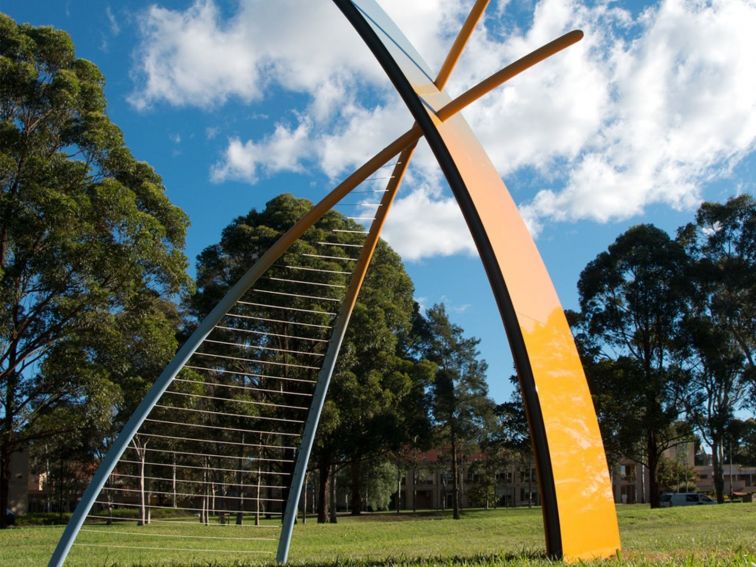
93, 501, 284, 516
317, 242, 362, 248
332, 229, 367, 234
165, 390, 309, 411
144, 418, 301, 438
225, 312, 332, 329
301, 253, 357, 262
101, 487, 286, 503
184, 365, 317, 384
80, 528, 276, 542
337, 203, 382, 206
204, 338, 325, 358
135, 432, 297, 450
85, 515, 281, 528
215, 324, 328, 343
109, 473, 285, 491
254, 288, 341, 303
126, 446, 295, 464
285, 265, 349, 275
237, 300, 336, 317
76, 543, 274, 555
347, 217, 375, 221
154, 404, 306, 424
120, 459, 292, 476
194, 351, 320, 370
267, 277, 345, 289
172, 378, 313, 398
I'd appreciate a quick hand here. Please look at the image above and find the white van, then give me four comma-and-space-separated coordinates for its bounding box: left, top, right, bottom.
660, 492, 716, 507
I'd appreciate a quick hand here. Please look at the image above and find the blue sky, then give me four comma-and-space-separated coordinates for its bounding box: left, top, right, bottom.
2, 0, 754, 403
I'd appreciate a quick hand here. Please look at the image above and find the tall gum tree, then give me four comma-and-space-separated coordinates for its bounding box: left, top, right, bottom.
0, 15, 190, 526
676, 195, 755, 502
421, 304, 493, 520
190, 194, 429, 521
577, 225, 689, 508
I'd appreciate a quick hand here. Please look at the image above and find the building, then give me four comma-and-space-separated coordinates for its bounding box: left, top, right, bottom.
397, 449, 540, 511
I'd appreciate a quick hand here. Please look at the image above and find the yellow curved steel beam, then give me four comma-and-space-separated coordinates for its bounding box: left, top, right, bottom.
335, 0, 621, 562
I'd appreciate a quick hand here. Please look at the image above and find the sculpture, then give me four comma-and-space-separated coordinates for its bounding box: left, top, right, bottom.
50, 1, 620, 564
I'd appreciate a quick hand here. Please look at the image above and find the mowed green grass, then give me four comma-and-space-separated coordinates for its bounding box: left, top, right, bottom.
1, 504, 754, 566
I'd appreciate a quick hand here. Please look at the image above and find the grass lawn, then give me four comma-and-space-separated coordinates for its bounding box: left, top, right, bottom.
0, 504, 754, 566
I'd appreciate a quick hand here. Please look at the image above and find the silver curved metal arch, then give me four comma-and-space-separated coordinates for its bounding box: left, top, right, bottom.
47, 133, 408, 567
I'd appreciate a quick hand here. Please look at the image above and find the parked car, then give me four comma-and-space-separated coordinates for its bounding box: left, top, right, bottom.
660, 492, 716, 507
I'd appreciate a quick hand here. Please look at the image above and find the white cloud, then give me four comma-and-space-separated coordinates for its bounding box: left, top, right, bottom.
210, 120, 313, 184
106, 5, 120, 36
382, 184, 476, 261
517, 0, 756, 232
129, 0, 382, 111
132, 0, 756, 258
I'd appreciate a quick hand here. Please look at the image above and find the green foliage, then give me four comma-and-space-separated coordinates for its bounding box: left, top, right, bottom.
674, 195, 755, 501
576, 225, 691, 507
418, 304, 494, 519
361, 460, 397, 512
0, 14, 190, 524
189, 193, 431, 519
655, 456, 696, 493
730, 418, 756, 466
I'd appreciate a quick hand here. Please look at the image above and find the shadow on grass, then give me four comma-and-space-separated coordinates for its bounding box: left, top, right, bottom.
149, 550, 551, 567
285, 550, 551, 567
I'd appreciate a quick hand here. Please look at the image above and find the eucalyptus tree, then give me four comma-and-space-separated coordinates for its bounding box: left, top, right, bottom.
0, 15, 190, 525
190, 194, 429, 521
421, 304, 493, 519
675, 195, 755, 501
577, 225, 689, 507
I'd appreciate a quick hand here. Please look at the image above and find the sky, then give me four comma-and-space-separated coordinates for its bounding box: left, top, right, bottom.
2, 0, 754, 404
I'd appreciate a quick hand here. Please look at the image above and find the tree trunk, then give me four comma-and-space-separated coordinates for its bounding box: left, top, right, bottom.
302, 473, 307, 525
350, 459, 362, 515
711, 441, 725, 503
451, 435, 460, 520
236, 415, 246, 524
0, 441, 11, 529
396, 463, 401, 514
647, 432, 660, 508
329, 464, 337, 523
527, 453, 533, 508
1, 364, 17, 529
412, 464, 417, 513
255, 465, 262, 526
317, 458, 329, 523
137, 441, 147, 526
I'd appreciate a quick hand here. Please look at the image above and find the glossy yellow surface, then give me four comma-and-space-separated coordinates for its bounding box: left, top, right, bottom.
433, 100, 620, 562
351, 0, 621, 560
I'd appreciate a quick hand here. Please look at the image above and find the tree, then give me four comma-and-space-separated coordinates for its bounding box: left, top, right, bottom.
675, 195, 755, 502
313, 243, 432, 518
0, 16, 190, 525
656, 455, 695, 493
421, 304, 493, 519
577, 225, 689, 508
190, 194, 430, 522
730, 418, 756, 466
